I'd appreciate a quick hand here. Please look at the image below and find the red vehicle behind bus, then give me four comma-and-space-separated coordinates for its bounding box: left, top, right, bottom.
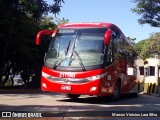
36, 22, 138, 100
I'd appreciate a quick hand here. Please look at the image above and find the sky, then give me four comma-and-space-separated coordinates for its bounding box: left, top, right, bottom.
47, 0, 159, 43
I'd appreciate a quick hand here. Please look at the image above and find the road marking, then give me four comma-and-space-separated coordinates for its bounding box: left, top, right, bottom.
93, 104, 143, 108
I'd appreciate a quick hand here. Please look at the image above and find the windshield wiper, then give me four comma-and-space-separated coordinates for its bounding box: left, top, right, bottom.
53, 57, 66, 69
73, 50, 86, 71
65, 40, 71, 55
53, 40, 72, 69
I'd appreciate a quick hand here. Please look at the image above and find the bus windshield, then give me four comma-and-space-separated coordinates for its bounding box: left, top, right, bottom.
45, 28, 107, 69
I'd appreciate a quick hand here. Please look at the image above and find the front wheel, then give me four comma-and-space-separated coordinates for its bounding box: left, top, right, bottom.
65, 94, 80, 100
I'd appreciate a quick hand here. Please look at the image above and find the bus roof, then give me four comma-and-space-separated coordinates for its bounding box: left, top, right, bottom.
58, 22, 123, 35
58, 22, 113, 27
58, 22, 132, 45
59, 22, 118, 29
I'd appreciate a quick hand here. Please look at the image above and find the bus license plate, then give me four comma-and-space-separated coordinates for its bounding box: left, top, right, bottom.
61, 85, 71, 91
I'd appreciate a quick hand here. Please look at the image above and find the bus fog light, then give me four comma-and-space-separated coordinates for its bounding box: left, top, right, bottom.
90, 87, 97, 92
42, 83, 47, 88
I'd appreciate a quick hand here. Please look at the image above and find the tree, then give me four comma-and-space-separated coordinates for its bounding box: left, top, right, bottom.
132, 0, 160, 27
55, 17, 69, 25
0, 0, 64, 21
0, 0, 65, 87
39, 16, 69, 30
134, 32, 160, 59
134, 39, 148, 59
39, 16, 56, 30
127, 37, 136, 45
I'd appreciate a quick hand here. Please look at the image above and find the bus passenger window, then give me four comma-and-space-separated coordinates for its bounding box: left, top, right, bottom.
106, 41, 114, 65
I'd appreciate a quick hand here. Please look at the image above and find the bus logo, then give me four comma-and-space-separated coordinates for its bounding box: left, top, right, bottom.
64, 79, 69, 83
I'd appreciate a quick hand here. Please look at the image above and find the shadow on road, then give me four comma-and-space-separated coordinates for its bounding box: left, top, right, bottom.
57, 94, 140, 104
0, 88, 42, 94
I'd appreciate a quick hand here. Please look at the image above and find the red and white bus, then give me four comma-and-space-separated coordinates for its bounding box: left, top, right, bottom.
36, 22, 138, 100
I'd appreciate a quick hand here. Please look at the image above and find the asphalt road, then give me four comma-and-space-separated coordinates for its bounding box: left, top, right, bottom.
0, 89, 160, 120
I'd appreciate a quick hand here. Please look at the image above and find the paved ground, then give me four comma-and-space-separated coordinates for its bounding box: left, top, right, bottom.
0, 89, 159, 120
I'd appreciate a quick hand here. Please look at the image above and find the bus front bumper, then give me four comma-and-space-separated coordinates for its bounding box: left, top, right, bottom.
41, 76, 101, 96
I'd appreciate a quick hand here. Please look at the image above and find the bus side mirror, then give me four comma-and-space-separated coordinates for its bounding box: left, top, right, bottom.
104, 29, 112, 46
36, 30, 54, 45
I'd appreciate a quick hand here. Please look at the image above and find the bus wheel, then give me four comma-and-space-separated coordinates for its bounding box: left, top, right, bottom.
110, 81, 121, 101
130, 88, 138, 97
130, 92, 138, 97
66, 94, 80, 100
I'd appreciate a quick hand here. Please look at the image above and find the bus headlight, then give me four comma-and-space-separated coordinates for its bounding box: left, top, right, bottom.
42, 72, 51, 78
87, 75, 100, 81
86, 73, 106, 81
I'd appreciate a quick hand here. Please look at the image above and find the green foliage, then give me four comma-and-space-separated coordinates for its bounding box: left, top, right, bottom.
132, 0, 160, 27
0, 0, 65, 88
134, 39, 148, 59
39, 16, 69, 30
0, 0, 64, 21
127, 37, 136, 45
39, 16, 56, 30
134, 32, 160, 59
55, 17, 69, 25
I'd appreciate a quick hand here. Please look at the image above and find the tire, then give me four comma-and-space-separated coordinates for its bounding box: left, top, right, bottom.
130, 92, 138, 97
130, 87, 139, 97
65, 94, 80, 100
110, 81, 121, 101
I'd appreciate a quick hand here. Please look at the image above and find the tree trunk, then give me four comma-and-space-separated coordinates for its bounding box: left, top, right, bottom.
0, 20, 15, 87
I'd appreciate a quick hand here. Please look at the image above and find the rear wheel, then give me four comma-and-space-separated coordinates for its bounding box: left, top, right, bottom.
130, 85, 139, 97
130, 92, 138, 97
110, 81, 121, 101
66, 94, 80, 100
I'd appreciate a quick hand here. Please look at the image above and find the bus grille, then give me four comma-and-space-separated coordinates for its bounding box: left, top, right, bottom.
48, 77, 89, 84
